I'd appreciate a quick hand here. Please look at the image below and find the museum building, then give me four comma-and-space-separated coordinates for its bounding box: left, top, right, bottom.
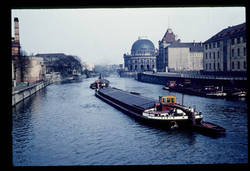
124, 37, 156, 72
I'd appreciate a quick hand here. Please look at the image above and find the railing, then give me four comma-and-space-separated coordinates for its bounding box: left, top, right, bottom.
146, 72, 247, 81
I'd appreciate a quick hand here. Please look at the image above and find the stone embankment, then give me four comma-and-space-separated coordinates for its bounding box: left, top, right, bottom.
137, 72, 247, 88
12, 80, 52, 106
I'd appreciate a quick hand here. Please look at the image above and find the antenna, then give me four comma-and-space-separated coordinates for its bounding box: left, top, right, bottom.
168, 16, 171, 28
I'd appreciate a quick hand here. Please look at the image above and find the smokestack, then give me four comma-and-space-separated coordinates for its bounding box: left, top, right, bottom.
14, 17, 19, 43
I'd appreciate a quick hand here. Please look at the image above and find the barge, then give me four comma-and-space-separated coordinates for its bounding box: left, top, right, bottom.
193, 121, 226, 135
95, 87, 203, 128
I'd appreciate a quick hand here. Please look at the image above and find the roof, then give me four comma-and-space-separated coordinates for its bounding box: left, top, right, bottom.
131, 38, 155, 56
161, 28, 176, 43
36, 53, 66, 58
204, 22, 246, 43
167, 42, 203, 52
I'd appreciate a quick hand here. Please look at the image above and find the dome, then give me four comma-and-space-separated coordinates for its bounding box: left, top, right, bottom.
131, 38, 155, 56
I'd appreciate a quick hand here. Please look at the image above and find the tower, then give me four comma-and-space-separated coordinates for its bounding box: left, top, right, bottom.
14, 17, 19, 43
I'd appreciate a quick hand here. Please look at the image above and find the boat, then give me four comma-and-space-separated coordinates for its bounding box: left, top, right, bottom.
226, 89, 247, 98
193, 121, 226, 135
206, 91, 227, 97
90, 74, 110, 89
95, 87, 203, 128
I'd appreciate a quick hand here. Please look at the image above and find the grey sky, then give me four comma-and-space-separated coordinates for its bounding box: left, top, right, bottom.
11, 7, 245, 65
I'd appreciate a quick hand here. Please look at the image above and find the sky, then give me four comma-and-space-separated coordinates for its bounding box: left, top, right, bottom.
11, 7, 246, 65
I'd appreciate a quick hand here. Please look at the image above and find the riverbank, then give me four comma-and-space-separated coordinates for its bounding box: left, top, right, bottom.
137, 72, 247, 99
12, 80, 52, 106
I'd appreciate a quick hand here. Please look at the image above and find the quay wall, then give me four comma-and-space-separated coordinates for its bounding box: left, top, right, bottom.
137, 73, 247, 88
12, 81, 51, 106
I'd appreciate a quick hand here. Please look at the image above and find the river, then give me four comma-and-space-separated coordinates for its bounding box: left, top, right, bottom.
12, 75, 248, 166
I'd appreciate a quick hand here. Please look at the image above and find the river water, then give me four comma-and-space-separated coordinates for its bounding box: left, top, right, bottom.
12, 75, 248, 166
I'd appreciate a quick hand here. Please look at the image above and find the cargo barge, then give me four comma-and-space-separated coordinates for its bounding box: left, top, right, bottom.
95, 87, 203, 128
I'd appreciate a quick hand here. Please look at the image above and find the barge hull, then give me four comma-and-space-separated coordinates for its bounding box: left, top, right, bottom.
95, 90, 192, 128
95, 87, 202, 128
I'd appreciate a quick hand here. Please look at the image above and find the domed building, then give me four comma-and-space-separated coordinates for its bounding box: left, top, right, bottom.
124, 37, 156, 72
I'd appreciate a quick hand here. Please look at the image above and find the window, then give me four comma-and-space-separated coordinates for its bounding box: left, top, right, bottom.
214, 63, 216, 70
218, 63, 220, 71
232, 62, 234, 69
238, 61, 240, 69
237, 48, 240, 57
205, 53, 208, 59
209, 63, 211, 69
205, 44, 208, 50
171, 98, 175, 103
232, 49, 234, 57
213, 43, 216, 48
141, 65, 144, 70
167, 98, 171, 103
209, 44, 211, 49
217, 42, 220, 48
213, 52, 215, 59
217, 51, 220, 59
231, 38, 235, 45
237, 37, 241, 44
209, 52, 211, 59
206, 64, 208, 70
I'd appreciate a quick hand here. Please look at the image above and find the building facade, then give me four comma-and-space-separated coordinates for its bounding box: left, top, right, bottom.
22, 56, 45, 83
12, 17, 46, 85
124, 37, 156, 72
157, 28, 203, 72
12, 18, 21, 85
36, 53, 82, 76
157, 28, 178, 72
167, 42, 203, 71
203, 23, 246, 73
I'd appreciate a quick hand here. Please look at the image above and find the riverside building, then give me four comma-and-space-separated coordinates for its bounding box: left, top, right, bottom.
12, 17, 46, 85
203, 23, 246, 73
157, 28, 203, 72
124, 37, 156, 72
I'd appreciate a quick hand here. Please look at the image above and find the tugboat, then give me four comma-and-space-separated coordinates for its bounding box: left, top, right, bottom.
90, 74, 110, 89
95, 87, 203, 128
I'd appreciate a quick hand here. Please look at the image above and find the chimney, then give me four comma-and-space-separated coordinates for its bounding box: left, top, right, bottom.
14, 17, 19, 43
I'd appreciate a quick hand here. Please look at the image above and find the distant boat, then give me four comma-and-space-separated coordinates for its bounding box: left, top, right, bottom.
90, 74, 110, 89
206, 91, 227, 97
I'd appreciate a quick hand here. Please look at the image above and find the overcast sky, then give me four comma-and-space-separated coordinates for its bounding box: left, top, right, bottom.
11, 7, 245, 65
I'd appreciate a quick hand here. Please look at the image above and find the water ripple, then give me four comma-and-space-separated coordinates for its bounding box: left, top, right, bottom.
12, 76, 248, 166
